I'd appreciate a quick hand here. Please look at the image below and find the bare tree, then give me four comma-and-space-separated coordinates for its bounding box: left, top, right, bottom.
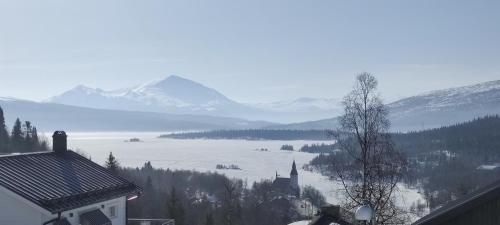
333, 73, 407, 224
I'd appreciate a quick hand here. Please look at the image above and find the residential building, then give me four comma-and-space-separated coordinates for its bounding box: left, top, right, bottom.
0, 131, 141, 225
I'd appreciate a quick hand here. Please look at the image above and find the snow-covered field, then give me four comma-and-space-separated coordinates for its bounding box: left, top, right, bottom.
56, 132, 424, 208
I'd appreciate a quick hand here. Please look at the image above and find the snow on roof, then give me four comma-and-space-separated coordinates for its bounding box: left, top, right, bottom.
288, 220, 310, 225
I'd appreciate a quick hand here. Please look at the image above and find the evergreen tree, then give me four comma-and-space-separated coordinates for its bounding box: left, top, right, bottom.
0, 106, 9, 152
167, 187, 185, 225
205, 213, 214, 225
23, 121, 33, 151
31, 126, 39, 150
105, 152, 120, 173
11, 118, 23, 151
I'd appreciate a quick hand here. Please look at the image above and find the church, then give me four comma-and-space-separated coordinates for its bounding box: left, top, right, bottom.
272, 160, 300, 198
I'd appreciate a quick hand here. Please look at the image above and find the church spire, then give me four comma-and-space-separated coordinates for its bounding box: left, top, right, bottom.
290, 160, 298, 176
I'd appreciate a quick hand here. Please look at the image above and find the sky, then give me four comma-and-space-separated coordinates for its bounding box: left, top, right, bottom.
0, 0, 499, 103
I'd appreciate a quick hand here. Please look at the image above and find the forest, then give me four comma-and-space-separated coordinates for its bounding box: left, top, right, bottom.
309, 115, 500, 210
161, 129, 331, 140
0, 106, 48, 153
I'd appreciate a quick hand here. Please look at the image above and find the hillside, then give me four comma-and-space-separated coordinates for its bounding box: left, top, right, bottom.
0, 98, 274, 132
393, 115, 500, 157
270, 80, 500, 131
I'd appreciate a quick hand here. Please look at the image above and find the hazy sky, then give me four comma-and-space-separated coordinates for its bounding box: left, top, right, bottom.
0, 0, 499, 103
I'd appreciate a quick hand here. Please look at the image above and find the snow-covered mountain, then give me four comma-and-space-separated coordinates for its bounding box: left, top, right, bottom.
48, 75, 243, 114
388, 79, 500, 131
48, 76, 342, 122
268, 80, 500, 131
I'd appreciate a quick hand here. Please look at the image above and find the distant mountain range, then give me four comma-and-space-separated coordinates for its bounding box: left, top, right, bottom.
269, 80, 500, 131
1, 76, 498, 132
47, 75, 341, 123
0, 97, 274, 132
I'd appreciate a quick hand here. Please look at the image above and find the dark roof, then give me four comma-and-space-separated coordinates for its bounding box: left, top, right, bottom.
0, 150, 140, 213
273, 177, 290, 191
309, 214, 337, 225
290, 160, 298, 176
53, 218, 71, 225
413, 178, 500, 225
80, 209, 112, 225
309, 205, 353, 225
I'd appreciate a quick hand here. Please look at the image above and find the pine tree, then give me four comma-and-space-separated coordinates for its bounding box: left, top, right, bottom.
205, 213, 214, 225
31, 126, 39, 150
167, 187, 185, 225
0, 106, 9, 152
23, 121, 33, 151
105, 152, 120, 173
11, 118, 23, 151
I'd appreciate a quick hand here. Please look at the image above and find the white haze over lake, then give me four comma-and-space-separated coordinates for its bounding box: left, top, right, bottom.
58, 132, 423, 208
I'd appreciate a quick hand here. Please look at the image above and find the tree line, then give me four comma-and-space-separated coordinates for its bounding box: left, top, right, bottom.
310, 114, 500, 211
161, 129, 331, 140
0, 106, 48, 153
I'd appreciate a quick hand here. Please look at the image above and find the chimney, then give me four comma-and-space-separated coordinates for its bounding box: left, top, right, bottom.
52, 131, 67, 153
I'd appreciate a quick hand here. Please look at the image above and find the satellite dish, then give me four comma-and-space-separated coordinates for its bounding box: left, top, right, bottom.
355, 203, 374, 221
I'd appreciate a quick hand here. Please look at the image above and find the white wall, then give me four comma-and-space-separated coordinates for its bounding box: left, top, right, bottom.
0, 187, 128, 225
0, 188, 50, 225
62, 196, 127, 225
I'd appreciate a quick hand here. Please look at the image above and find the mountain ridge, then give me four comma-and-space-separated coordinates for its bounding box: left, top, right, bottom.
47, 75, 342, 122
267, 79, 500, 131
47, 76, 500, 130
0, 98, 275, 132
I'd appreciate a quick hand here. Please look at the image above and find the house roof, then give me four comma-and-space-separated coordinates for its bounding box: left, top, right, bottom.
273, 177, 290, 191
309, 205, 353, 225
0, 150, 140, 213
413, 178, 500, 225
53, 218, 71, 225
80, 209, 112, 225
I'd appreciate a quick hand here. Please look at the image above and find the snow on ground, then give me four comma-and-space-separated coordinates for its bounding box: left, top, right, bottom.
58, 132, 425, 210
288, 220, 310, 225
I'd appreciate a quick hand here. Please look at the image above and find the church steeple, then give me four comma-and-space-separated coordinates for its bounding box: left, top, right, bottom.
290, 160, 298, 176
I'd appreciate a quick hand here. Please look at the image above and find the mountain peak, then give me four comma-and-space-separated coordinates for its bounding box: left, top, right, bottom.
165, 74, 186, 81
155, 75, 199, 86
66, 85, 103, 95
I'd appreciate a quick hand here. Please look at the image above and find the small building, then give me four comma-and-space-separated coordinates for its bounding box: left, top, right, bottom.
308, 205, 353, 225
273, 160, 300, 198
412, 178, 500, 225
0, 131, 141, 225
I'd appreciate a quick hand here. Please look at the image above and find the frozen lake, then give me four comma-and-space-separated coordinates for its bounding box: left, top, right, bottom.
51, 132, 423, 207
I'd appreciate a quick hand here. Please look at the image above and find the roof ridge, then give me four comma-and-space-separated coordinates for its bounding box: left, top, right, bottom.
414, 178, 500, 224
0, 151, 53, 158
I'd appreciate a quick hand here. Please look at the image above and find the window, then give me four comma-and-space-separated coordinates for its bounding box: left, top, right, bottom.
109, 205, 117, 218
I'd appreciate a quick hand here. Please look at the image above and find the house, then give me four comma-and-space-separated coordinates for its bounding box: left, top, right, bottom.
412, 178, 500, 225
308, 205, 353, 225
0, 131, 141, 225
272, 160, 300, 198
